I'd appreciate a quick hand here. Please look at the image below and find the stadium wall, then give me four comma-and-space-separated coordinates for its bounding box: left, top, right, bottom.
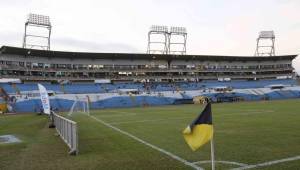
1, 81, 300, 113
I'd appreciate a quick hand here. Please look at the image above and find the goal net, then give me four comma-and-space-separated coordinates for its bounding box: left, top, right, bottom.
68, 96, 90, 116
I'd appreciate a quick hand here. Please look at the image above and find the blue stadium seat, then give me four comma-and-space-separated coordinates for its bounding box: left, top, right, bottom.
0, 84, 16, 94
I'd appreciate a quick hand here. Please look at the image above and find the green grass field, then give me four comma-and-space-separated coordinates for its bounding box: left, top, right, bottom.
1, 99, 300, 170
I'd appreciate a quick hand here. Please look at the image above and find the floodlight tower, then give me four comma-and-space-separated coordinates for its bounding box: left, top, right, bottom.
147, 25, 169, 54
23, 13, 52, 50
254, 31, 275, 56
168, 27, 187, 55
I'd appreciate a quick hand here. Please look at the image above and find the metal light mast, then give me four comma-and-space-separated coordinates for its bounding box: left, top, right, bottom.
254, 31, 275, 56
168, 27, 187, 55
23, 13, 52, 50
147, 25, 169, 54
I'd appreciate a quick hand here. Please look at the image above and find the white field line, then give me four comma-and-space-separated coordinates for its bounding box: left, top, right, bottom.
89, 115, 203, 170
96, 112, 137, 118
94, 110, 172, 118
215, 110, 275, 117
105, 110, 136, 114
108, 116, 193, 125
241, 110, 274, 113
94, 109, 274, 119
99, 108, 273, 117
93, 108, 194, 117
231, 155, 300, 170
193, 160, 249, 167
96, 110, 275, 125
214, 109, 274, 113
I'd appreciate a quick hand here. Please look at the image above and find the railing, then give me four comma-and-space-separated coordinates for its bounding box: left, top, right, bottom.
0, 73, 294, 81
0, 64, 293, 73
53, 113, 78, 155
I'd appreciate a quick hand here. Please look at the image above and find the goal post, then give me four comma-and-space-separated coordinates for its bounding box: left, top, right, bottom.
68, 96, 90, 116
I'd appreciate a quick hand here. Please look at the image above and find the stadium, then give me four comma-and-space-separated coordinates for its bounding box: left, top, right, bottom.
1, 11, 300, 170
0, 45, 299, 112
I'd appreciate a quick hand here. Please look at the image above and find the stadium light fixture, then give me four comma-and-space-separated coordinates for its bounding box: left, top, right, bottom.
27, 13, 51, 27
258, 31, 275, 39
168, 26, 187, 55
147, 25, 169, 54
150, 25, 168, 33
170, 27, 187, 34
23, 13, 52, 50
254, 30, 275, 56
147, 25, 188, 55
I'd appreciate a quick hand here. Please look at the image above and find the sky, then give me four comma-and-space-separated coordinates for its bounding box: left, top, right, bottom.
0, 0, 299, 73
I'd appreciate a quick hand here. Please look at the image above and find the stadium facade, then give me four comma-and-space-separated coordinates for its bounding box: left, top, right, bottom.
0, 45, 299, 113
0, 46, 296, 81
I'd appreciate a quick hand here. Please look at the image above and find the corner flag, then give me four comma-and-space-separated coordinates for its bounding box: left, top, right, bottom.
183, 102, 213, 151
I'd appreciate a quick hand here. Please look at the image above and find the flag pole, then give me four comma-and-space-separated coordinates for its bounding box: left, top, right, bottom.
210, 136, 215, 170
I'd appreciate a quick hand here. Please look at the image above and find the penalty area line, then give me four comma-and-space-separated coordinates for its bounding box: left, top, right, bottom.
231, 155, 300, 170
89, 115, 203, 170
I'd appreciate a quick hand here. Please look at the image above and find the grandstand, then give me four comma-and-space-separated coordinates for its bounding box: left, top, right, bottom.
0, 14, 298, 113
0, 46, 296, 81
0, 45, 299, 113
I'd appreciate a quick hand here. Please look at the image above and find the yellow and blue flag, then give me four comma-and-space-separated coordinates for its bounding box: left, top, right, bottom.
183, 102, 213, 151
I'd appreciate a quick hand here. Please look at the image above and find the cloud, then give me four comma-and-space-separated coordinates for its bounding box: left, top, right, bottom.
0, 31, 23, 47
52, 37, 140, 53
0, 0, 299, 71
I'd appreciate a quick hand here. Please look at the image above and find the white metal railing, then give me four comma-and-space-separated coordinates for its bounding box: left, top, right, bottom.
53, 113, 78, 155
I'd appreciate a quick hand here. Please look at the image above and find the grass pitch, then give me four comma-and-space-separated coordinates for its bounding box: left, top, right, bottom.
1, 99, 300, 170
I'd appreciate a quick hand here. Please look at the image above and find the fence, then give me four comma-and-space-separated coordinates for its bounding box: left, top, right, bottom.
53, 113, 78, 155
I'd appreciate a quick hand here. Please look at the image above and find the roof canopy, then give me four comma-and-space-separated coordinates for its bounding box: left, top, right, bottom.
0, 46, 297, 61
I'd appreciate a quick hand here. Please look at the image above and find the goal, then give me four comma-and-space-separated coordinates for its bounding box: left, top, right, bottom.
68, 96, 90, 116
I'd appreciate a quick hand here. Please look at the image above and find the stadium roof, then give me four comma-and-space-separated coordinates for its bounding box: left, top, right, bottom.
0, 46, 297, 61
